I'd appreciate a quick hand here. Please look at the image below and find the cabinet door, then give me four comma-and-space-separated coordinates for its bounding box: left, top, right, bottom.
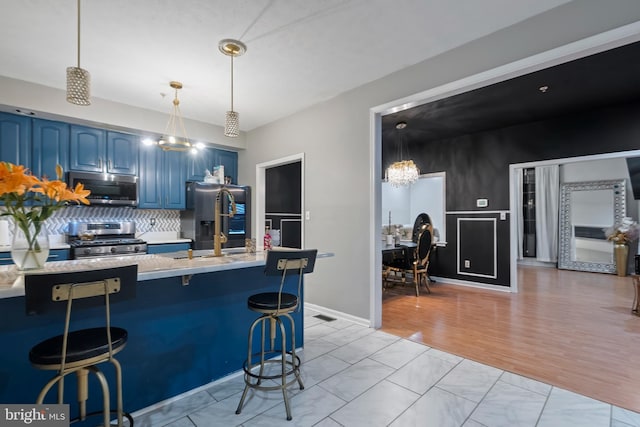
216, 149, 238, 184
138, 146, 163, 209
164, 150, 187, 209
186, 148, 216, 182
70, 125, 106, 172
107, 131, 138, 175
0, 112, 30, 166
32, 119, 69, 179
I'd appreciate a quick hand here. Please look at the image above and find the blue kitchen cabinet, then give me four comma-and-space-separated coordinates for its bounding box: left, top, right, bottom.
32, 118, 69, 179
216, 149, 238, 184
164, 150, 187, 209
107, 131, 138, 175
70, 126, 138, 175
186, 148, 217, 182
70, 125, 105, 172
0, 112, 30, 166
147, 242, 191, 254
0, 248, 69, 265
139, 146, 186, 209
138, 145, 163, 208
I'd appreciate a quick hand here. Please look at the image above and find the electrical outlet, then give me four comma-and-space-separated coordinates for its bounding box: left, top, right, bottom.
500, 212, 506, 220
464, 260, 470, 268
305, 211, 310, 220
150, 217, 156, 227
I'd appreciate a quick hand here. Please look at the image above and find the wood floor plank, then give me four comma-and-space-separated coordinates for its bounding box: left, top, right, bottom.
381, 265, 640, 412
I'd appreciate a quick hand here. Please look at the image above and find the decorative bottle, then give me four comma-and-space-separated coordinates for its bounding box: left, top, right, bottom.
264, 227, 272, 251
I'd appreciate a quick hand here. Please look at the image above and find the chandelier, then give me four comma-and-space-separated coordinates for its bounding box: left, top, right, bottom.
66, 0, 90, 105
218, 39, 246, 138
386, 121, 419, 187
143, 81, 203, 154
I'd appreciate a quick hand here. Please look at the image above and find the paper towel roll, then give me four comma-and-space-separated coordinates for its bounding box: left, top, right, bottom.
0, 220, 10, 246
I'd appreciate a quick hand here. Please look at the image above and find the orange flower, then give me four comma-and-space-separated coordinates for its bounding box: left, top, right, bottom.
0, 162, 91, 249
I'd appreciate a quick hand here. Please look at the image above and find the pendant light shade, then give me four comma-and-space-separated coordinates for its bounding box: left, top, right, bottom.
219, 39, 246, 138
66, 0, 91, 105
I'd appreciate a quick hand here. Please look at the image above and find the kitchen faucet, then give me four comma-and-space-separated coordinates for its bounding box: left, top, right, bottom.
213, 187, 237, 256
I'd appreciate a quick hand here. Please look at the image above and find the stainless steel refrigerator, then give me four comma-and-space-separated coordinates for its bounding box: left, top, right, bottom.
180, 182, 251, 250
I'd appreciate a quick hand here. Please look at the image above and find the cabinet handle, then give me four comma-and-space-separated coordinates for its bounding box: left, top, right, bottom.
108, 159, 112, 170
98, 158, 103, 169
0, 256, 12, 261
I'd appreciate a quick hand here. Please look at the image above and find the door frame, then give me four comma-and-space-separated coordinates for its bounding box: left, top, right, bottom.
256, 153, 305, 249
369, 22, 640, 328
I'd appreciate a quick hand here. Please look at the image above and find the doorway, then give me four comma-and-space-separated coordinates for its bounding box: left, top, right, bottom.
255, 153, 305, 249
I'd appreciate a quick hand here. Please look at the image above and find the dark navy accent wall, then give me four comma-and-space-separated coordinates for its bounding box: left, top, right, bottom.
402, 100, 640, 286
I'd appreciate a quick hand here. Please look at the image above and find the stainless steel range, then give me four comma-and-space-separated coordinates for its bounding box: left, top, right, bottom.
67, 221, 147, 259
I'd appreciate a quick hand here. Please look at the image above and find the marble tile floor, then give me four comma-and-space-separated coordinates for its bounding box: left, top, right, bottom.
132, 309, 640, 427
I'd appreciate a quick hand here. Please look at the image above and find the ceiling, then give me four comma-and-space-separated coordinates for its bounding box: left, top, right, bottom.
0, 0, 571, 133
382, 39, 640, 146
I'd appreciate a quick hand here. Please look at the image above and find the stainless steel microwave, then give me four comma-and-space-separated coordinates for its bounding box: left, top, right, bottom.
67, 171, 138, 207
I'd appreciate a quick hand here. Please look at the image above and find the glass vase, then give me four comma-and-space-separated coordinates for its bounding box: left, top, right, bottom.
10, 221, 50, 270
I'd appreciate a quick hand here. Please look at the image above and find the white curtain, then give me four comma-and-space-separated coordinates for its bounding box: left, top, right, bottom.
515, 169, 524, 260
535, 165, 560, 262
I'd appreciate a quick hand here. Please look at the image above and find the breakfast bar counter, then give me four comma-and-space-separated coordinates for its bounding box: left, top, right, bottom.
0, 249, 331, 415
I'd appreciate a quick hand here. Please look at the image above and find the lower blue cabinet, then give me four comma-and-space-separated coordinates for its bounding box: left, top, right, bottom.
0, 248, 69, 265
147, 243, 191, 254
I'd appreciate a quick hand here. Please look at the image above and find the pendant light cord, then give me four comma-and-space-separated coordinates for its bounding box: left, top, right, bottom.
230, 54, 234, 111
76, 0, 81, 68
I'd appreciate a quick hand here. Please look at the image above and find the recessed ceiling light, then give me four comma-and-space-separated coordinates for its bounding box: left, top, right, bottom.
538, 85, 549, 93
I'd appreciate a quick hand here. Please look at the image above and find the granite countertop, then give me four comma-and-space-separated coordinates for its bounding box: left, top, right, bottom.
0, 248, 333, 299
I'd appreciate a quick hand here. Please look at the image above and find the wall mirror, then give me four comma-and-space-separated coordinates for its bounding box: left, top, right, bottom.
558, 179, 626, 273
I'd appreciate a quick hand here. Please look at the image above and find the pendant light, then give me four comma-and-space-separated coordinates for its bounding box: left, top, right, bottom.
218, 39, 247, 137
142, 81, 203, 154
386, 121, 420, 187
66, 0, 91, 105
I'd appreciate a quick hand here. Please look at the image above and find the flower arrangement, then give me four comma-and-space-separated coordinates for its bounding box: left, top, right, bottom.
0, 162, 90, 268
604, 216, 640, 244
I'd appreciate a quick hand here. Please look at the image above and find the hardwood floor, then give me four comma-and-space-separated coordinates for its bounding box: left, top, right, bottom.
381, 265, 640, 413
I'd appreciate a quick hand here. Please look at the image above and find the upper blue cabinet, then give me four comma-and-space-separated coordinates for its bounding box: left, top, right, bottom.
139, 146, 186, 209
70, 126, 138, 175
186, 148, 238, 184
0, 112, 30, 166
32, 118, 69, 179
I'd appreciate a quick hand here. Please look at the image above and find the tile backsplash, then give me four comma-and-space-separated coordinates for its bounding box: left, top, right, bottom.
0, 206, 180, 238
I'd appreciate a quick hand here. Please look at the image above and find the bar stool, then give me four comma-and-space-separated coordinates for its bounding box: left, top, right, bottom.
24, 265, 138, 427
236, 249, 318, 421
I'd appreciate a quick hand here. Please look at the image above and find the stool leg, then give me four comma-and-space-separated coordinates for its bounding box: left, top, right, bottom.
283, 312, 304, 390
257, 317, 267, 385
236, 316, 262, 415
87, 366, 110, 427
111, 358, 125, 427
76, 368, 89, 420
276, 317, 292, 421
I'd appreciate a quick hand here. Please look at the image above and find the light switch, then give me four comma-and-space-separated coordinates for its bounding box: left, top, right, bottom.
500, 212, 506, 220
476, 199, 488, 208
305, 211, 310, 220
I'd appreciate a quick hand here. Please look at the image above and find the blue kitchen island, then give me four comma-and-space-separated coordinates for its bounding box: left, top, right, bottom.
0, 249, 330, 417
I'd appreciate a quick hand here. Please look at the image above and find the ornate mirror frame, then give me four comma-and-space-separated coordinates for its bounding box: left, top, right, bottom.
558, 179, 626, 274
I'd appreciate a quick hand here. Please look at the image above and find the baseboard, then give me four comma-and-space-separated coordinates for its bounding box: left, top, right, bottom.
517, 259, 557, 268
430, 276, 512, 293
305, 302, 371, 327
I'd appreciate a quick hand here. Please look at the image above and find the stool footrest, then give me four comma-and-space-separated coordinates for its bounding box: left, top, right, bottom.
241, 351, 302, 390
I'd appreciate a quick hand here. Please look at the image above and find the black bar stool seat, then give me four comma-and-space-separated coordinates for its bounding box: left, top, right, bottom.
29, 327, 128, 367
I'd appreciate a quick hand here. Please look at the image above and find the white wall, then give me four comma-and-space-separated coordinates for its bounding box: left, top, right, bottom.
240, 1, 640, 320
381, 183, 410, 228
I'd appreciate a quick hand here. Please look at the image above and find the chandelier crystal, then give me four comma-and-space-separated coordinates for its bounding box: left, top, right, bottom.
386, 160, 420, 187
66, 0, 90, 105
386, 121, 419, 187
219, 39, 246, 138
